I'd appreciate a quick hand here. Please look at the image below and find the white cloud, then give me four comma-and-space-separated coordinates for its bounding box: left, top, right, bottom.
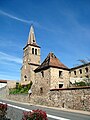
0, 10, 33, 24
0, 10, 58, 33
0, 9, 41, 27
0, 51, 22, 64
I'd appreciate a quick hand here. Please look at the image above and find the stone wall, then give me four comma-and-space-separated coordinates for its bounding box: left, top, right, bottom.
2, 86, 90, 112
0, 86, 9, 98
50, 67, 69, 89
32, 69, 51, 95
70, 63, 90, 78
49, 87, 90, 111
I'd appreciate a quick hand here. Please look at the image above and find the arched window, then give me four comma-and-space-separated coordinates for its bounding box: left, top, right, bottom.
32, 48, 34, 54
35, 49, 37, 55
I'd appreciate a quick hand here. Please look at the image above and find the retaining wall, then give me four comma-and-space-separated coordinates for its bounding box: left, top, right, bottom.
1, 86, 90, 112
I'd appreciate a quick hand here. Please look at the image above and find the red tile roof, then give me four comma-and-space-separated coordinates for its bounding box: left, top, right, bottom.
0, 80, 7, 83
35, 52, 69, 72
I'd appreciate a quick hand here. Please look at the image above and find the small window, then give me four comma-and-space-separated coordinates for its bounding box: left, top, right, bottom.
41, 71, 44, 77
86, 75, 89, 78
33, 40, 35, 43
59, 71, 62, 77
59, 84, 63, 88
79, 69, 82, 74
40, 87, 43, 94
35, 49, 37, 55
32, 48, 34, 54
24, 75, 27, 81
74, 71, 76, 75
85, 67, 88, 73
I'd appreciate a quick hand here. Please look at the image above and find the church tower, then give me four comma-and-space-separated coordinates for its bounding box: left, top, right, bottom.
21, 25, 41, 82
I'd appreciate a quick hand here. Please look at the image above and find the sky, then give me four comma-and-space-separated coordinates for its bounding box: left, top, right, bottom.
0, 0, 90, 81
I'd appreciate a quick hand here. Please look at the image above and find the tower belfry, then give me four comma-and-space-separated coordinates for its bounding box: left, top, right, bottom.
21, 25, 41, 82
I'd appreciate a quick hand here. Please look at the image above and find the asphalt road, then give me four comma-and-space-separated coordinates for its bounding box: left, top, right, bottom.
0, 99, 90, 120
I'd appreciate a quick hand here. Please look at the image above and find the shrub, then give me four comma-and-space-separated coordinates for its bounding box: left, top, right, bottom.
22, 109, 48, 120
73, 81, 90, 86
9, 81, 33, 94
18, 83, 22, 90
0, 103, 7, 119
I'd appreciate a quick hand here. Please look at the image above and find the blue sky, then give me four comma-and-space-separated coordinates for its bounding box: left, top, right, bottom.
0, 0, 90, 81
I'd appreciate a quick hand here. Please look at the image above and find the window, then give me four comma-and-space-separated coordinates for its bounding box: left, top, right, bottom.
59, 84, 63, 88
86, 75, 89, 78
59, 71, 62, 78
24, 75, 27, 81
40, 87, 43, 94
74, 71, 76, 75
33, 40, 35, 43
32, 48, 34, 54
41, 71, 44, 77
85, 67, 88, 73
79, 69, 82, 74
35, 49, 37, 55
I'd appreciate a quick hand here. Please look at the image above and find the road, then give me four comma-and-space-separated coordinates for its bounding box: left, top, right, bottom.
0, 99, 90, 120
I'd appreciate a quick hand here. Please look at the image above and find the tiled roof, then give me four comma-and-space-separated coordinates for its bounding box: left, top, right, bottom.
70, 62, 90, 70
0, 80, 7, 83
35, 52, 69, 72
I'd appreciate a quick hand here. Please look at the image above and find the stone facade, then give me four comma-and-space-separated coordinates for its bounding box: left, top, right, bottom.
6, 87, 90, 112
49, 87, 90, 111
32, 68, 51, 95
50, 67, 69, 89
70, 63, 90, 84
21, 25, 40, 83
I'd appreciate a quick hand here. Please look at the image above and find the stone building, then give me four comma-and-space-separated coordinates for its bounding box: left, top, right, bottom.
34, 52, 70, 94
70, 62, 90, 84
21, 25, 41, 85
21, 25, 90, 94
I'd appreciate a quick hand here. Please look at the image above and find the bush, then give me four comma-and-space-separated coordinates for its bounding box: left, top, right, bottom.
22, 109, 48, 120
73, 81, 90, 87
0, 103, 7, 119
9, 81, 33, 94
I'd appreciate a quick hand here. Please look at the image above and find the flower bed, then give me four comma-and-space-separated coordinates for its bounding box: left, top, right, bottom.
22, 109, 48, 120
0, 103, 7, 119
0, 103, 48, 120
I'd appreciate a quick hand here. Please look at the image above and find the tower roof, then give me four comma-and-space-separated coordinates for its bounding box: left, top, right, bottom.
35, 52, 69, 72
27, 25, 36, 45
23, 25, 40, 49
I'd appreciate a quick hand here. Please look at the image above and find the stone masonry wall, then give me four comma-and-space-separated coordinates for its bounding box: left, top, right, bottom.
32, 69, 51, 95
70, 64, 90, 78
50, 67, 69, 89
49, 87, 90, 111
5, 87, 90, 112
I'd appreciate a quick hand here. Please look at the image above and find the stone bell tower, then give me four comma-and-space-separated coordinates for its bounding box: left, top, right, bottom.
21, 25, 41, 82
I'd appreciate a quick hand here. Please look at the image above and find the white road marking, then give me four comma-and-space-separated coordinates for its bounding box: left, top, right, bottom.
0, 101, 70, 120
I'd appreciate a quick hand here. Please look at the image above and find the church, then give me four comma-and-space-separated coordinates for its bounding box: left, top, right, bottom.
21, 25, 90, 95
